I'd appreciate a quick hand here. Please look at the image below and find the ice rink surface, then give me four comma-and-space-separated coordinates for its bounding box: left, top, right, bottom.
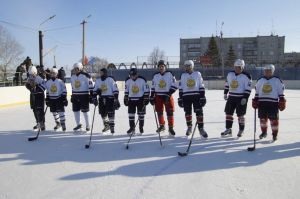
0, 90, 300, 199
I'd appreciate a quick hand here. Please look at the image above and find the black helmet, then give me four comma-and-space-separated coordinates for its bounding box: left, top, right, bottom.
100, 68, 108, 75
158, 60, 166, 67
129, 68, 138, 76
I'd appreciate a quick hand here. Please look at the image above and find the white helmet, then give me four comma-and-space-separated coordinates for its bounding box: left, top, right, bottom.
28, 66, 37, 75
73, 62, 83, 70
264, 64, 275, 73
50, 67, 58, 75
184, 60, 194, 68
234, 59, 245, 69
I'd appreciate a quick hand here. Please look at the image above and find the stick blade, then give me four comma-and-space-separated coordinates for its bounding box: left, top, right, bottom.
178, 152, 188, 157
28, 137, 38, 141
247, 147, 255, 151
125, 145, 129, 150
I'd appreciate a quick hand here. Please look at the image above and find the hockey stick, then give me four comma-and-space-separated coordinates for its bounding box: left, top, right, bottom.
248, 108, 257, 151
85, 105, 97, 149
153, 105, 163, 147
125, 119, 139, 149
28, 106, 48, 141
178, 122, 198, 157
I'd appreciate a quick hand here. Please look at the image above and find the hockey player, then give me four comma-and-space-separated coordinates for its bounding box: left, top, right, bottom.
221, 59, 252, 137
92, 68, 120, 134
70, 62, 94, 133
124, 68, 150, 135
178, 60, 208, 138
252, 64, 286, 141
25, 66, 46, 131
45, 67, 68, 132
150, 60, 177, 136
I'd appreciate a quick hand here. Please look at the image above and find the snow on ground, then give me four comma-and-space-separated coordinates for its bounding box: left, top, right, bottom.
0, 90, 300, 199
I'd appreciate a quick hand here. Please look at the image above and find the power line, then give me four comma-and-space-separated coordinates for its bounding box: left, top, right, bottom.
0, 20, 37, 32
44, 24, 80, 32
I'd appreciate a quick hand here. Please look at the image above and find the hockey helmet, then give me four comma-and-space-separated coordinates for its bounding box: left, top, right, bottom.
184, 60, 194, 68
50, 67, 58, 76
28, 66, 37, 75
73, 62, 83, 70
129, 68, 138, 76
234, 59, 245, 69
157, 60, 166, 67
264, 64, 275, 73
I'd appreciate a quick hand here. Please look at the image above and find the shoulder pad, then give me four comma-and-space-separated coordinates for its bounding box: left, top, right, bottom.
80, 72, 91, 78
165, 70, 175, 76
138, 76, 147, 82
125, 76, 130, 82
108, 76, 116, 81
242, 71, 252, 80
152, 71, 161, 78
272, 76, 283, 83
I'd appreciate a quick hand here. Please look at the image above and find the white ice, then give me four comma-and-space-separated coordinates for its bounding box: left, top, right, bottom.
0, 90, 300, 199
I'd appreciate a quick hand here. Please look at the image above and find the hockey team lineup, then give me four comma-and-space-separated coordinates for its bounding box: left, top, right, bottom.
25, 59, 286, 155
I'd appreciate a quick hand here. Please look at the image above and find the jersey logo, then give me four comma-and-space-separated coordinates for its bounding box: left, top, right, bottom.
230, 80, 239, 90
100, 84, 108, 93
50, 84, 57, 93
74, 80, 81, 89
186, 79, 195, 88
131, 85, 140, 94
158, 79, 166, 89
262, 83, 272, 94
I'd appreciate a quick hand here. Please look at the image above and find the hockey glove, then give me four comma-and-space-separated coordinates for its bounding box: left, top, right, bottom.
62, 96, 68, 107
143, 96, 150, 106
177, 98, 183, 108
252, 98, 258, 109
150, 96, 155, 105
200, 97, 206, 107
124, 95, 129, 106
89, 95, 94, 104
278, 97, 286, 111
224, 94, 228, 101
114, 98, 121, 110
45, 97, 50, 107
240, 98, 247, 106
92, 97, 98, 106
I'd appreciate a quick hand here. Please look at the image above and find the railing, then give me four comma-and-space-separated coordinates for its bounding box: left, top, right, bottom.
0, 72, 28, 87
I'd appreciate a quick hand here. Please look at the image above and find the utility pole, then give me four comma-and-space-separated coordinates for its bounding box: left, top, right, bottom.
81, 15, 91, 66
220, 22, 224, 77
38, 15, 56, 68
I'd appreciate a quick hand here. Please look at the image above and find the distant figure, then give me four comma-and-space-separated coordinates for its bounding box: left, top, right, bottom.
23, 56, 32, 78
14, 64, 26, 86
58, 67, 66, 83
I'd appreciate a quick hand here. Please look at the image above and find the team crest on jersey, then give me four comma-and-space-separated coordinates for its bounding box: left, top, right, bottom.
262, 83, 272, 93
50, 84, 57, 93
186, 79, 195, 88
131, 85, 140, 94
230, 80, 239, 89
158, 79, 166, 89
100, 84, 108, 93
74, 80, 81, 89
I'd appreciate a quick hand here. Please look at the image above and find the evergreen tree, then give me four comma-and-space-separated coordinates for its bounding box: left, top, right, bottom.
205, 36, 221, 67
225, 44, 236, 67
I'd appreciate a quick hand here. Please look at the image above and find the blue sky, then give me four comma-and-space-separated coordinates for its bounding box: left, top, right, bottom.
1, 0, 300, 69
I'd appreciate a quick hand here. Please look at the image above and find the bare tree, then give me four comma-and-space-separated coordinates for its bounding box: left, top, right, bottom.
0, 25, 24, 81
84, 56, 109, 73
148, 47, 165, 68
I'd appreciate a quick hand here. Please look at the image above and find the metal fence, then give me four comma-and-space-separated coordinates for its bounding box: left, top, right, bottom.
1, 66, 300, 87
